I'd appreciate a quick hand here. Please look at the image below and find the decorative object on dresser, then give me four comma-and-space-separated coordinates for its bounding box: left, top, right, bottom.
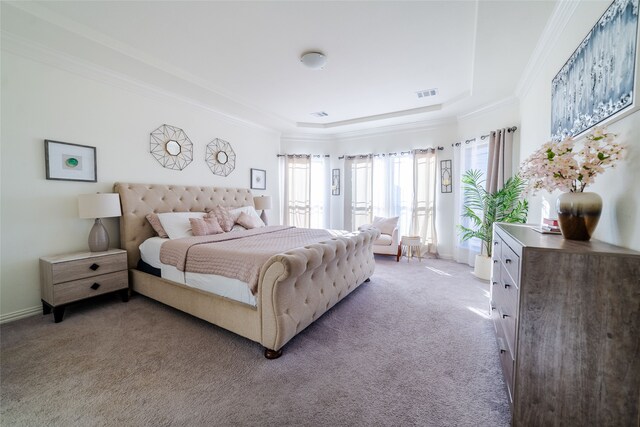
206, 138, 236, 177
331, 168, 340, 196
44, 140, 97, 182
78, 193, 122, 252
520, 127, 625, 240
440, 160, 452, 193
40, 249, 129, 323
490, 223, 640, 426
250, 168, 266, 190
149, 124, 193, 170
551, 0, 639, 141
253, 195, 272, 225
458, 169, 528, 280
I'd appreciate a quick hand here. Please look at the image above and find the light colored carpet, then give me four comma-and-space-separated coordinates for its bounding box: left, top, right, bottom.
1, 256, 511, 426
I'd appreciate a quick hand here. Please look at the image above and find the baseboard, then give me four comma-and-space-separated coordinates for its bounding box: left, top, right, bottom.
0, 306, 41, 324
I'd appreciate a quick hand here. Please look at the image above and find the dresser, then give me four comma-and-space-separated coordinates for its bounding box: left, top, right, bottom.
491, 223, 640, 426
40, 249, 129, 322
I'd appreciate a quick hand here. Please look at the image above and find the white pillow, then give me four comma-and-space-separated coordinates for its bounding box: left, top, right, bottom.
156, 212, 206, 239
228, 206, 262, 223
372, 216, 399, 236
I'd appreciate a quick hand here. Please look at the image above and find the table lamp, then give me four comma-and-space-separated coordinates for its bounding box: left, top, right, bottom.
78, 193, 122, 252
253, 195, 272, 226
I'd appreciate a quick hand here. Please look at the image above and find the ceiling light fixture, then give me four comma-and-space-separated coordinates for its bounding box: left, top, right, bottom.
300, 52, 327, 70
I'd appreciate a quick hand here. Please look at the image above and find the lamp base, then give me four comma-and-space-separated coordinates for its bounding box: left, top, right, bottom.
260, 210, 268, 226
88, 218, 110, 252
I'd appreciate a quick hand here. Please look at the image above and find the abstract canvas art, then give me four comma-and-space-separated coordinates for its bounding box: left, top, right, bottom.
551, 0, 639, 141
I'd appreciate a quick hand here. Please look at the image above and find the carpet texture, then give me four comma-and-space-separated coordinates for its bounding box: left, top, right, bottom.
1, 257, 511, 426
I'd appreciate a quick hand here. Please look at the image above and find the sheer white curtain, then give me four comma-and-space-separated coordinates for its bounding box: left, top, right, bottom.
453, 139, 489, 266
343, 155, 373, 231
412, 150, 438, 255
344, 150, 438, 256
281, 155, 329, 229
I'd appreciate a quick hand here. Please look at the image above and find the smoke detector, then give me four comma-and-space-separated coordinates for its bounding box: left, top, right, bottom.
300, 52, 327, 70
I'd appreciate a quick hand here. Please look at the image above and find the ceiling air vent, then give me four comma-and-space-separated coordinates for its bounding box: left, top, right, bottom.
416, 88, 438, 99
310, 111, 329, 117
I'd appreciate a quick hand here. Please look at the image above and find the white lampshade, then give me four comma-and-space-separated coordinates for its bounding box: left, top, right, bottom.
253, 195, 272, 211
78, 193, 122, 219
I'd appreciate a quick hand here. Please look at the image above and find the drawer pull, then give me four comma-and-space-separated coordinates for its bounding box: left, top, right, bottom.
504, 283, 511, 289
90, 263, 100, 271
505, 259, 512, 264
497, 337, 507, 354
492, 281, 498, 286
502, 313, 509, 319
90, 283, 100, 290
493, 260, 498, 264
494, 241, 499, 246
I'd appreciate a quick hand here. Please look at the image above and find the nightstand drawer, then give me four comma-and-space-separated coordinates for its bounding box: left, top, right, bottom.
53, 270, 128, 305
51, 252, 127, 283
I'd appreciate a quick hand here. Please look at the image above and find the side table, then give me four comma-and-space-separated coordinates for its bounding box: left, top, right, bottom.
400, 236, 422, 262
40, 248, 129, 322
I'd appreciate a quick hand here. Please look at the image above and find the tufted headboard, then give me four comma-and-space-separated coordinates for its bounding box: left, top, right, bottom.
114, 183, 255, 268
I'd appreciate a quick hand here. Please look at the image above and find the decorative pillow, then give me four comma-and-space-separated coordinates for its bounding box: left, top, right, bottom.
236, 211, 265, 229
230, 224, 247, 232
156, 212, 206, 239
228, 206, 262, 223
207, 206, 234, 232
189, 217, 224, 236
146, 213, 169, 238
372, 216, 399, 236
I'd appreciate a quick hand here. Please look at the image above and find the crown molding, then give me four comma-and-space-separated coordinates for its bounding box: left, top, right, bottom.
1, 32, 281, 134
456, 96, 518, 121
296, 104, 442, 129
515, 0, 580, 99
280, 134, 336, 144
332, 116, 457, 141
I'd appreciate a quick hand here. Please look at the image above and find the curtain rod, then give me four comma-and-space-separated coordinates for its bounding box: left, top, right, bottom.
337, 146, 444, 160
276, 154, 330, 158
451, 126, 518, 147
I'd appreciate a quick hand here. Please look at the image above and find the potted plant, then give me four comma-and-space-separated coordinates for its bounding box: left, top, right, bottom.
458, 170, 528, 280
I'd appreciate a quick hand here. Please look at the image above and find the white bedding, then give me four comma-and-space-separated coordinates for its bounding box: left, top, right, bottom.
139, 237, 257, 306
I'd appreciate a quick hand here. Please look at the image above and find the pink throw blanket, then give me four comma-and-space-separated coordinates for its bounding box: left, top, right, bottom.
160, 226, 339, 294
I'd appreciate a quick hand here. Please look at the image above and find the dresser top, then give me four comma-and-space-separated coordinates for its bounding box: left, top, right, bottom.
40, 248, 126, 264
495, 223, 640, 257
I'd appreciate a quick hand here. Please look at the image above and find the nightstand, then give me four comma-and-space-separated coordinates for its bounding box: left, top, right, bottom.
400, 235, 422, 262
39, 248, 129, 322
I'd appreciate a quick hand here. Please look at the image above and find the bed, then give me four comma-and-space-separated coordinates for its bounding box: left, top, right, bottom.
114, 183, 378, 358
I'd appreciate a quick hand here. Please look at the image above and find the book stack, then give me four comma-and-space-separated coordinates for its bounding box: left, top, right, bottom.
540, 218, 561, 233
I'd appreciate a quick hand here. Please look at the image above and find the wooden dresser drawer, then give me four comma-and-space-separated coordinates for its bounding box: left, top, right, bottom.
501, 242, 520, 286
51, 252, 127, 283
53, 270, 128, 305
495, 321, 515, 403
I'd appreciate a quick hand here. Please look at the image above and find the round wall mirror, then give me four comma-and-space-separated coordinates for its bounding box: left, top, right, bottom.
165, 140, 181, 156
216, 151, 228, 164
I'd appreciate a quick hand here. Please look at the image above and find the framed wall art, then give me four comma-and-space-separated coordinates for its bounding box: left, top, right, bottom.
440, 160, 452, 193
331, 169, 340, 196
250, 168, 266, 190
44, 140, 97, 182
551, 0, 639, 140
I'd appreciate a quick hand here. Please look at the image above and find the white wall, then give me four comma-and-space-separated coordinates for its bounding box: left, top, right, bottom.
519, 1, 640, 251
0, 52, 281, 319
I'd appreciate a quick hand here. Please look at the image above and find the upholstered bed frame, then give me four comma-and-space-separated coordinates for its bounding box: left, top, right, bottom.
114, 183, 377, 358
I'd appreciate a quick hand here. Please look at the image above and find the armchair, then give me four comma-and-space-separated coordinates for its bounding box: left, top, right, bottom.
360, 216, 400, 262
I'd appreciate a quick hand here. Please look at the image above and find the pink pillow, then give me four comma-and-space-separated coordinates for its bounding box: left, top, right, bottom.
189, 217, 224, 236
146, 213, 169, 238
236, 211, 265, 229
207, 206, 234, 232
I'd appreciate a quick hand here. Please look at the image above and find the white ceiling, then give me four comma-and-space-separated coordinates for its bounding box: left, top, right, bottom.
2, 1, 557, 135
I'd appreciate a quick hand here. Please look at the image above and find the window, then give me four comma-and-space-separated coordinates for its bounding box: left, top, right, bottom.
281, 155, 329, 229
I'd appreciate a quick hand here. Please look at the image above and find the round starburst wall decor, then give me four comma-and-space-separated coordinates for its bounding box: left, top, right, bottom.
150, 124, 193, 170
206, 138, 236, 177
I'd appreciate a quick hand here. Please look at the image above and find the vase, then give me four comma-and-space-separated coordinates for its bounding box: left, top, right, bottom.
556, 192, 602, 241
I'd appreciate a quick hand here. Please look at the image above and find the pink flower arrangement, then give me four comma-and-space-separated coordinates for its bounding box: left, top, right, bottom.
520, 127, 625, 194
